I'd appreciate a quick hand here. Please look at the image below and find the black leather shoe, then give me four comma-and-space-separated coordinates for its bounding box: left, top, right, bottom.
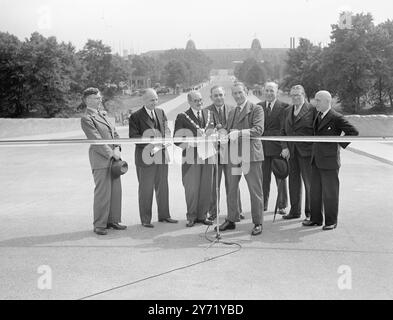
107, 222, 127, 230
142, 223, 154, 228
322, 224, 337, 230
240, 213, 245, 220
302, 220, 322, 226
282, 213, 300, 220
277, 208, 287, 215
159, 218, 178, 223
251, 224, 262, 236
186, 220, 195, 227
215, 220, 236, 231
94, 227, 107, 235
196, 219, 213, 226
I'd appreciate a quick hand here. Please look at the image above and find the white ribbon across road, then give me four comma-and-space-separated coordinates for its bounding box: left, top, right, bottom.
0, 136, 393, 147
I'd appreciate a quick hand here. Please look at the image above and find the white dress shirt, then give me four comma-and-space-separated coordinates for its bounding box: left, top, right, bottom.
144, 106, 156, 121
321, 107, 331, 119
293, 102, 304, 116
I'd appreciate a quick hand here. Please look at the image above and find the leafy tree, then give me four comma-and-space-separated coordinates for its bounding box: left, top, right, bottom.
322, 13, 375, 113
159, 49, 212, 87
78, 39, 112, 90
162, 60, 187, 89
368, 20, 393, 110
283, 38, 324, 101
0, 32, 25, 117
130, 55, 161, 84
234, 57, 268, 87
22, 33, 79, 117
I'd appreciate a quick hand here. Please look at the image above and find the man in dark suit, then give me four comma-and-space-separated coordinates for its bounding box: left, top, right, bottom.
303, 90, 358, 230
174, 91, 216, 227
217, 82, 264, 236
257, 82, 289, 214
205, 85, 243, 222
81, 87, 126, 235
281, 85, 315, 221
129, 88, 178, 228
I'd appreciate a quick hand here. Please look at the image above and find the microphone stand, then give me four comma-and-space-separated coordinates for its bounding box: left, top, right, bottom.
208, 130, 221, 247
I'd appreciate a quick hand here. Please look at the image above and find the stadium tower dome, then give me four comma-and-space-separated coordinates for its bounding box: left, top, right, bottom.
251, 38, 262, 50
186, 39, 196, 50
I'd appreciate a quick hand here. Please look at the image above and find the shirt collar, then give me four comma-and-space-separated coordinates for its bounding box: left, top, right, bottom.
144, 106, 155, 116
87, 107, 98, 115
190, 107, 202, 118
237, 100, 248, 111
294, 102, 304, 111
321, 107, 331, 119
266, 99, 276, 109
214, 104, 225, 112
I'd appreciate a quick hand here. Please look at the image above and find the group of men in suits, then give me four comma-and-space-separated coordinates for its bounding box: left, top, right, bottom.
270, 84, 358, 230
128, 83, 264, 235
81, 81, 359, 236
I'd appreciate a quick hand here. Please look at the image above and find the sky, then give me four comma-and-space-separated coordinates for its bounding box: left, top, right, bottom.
1, 0, 393, 54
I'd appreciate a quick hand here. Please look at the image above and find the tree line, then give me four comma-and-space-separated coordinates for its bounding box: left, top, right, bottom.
0, 32, 212, 118
283, 13, 393, 114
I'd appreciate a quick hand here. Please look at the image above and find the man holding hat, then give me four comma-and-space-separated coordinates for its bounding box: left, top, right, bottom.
81, 87, 126, 235
257, 82, 289, 214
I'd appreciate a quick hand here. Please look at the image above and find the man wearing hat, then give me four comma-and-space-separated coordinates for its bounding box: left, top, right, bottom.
81, 87, 126, 235
257, 82, 289, 214
129, 88, 178, 228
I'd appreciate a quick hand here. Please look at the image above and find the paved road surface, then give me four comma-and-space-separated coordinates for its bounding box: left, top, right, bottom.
0, 76, 392, 300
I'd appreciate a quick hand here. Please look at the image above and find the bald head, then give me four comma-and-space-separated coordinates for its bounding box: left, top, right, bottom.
315, 90, 332, 112
143, 88, 158, 110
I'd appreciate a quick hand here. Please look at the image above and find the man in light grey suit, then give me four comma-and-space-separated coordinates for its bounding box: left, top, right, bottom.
217, 82, 265, 236
81, 87, 126, 235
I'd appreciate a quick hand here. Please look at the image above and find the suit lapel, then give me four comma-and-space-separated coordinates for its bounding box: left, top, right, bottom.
227, 107, 236, 130
287, 105, 295, 126
318, 109, 333, 130
295, 103, 309, 123
270, 101, 280, 118
91, 113, 114, 138
185, 108, 198, 134
203, 108, 214, 128
142, 107, 155, 128
155, 109, 165, 136
237, 101, 251, 123
187, 108, 199, 124
224, 104, 230, 123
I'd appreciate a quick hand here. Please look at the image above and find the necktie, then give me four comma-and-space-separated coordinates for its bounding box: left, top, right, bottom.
150, 110, 158, 128
317, 112, 322, 125
266, 102, 271, 117
197, 111, 202, 126
218, 106, 224, 125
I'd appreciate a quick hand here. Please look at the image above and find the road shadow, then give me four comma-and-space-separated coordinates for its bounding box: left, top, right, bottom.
0, 213, 323, 249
